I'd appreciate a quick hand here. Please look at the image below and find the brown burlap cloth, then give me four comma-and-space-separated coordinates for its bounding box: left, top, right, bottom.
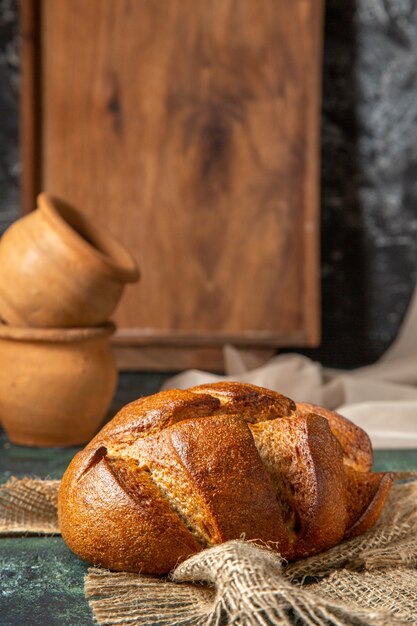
2, 477, 417, 625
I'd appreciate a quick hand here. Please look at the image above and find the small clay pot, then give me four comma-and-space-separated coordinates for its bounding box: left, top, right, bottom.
0, 323, 117, 447
0, 193, 139, 327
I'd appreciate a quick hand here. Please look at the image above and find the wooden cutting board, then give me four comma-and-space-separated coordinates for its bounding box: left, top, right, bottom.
21, 0, 323, 370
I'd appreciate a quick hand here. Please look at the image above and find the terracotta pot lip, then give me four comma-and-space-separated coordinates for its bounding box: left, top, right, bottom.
37, 192, 139, 283
0, 322, 115, 343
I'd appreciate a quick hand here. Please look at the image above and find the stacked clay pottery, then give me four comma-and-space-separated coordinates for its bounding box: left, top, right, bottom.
0, 193, 139, 327
0, 193, 139, 447
0, 324, 117, 447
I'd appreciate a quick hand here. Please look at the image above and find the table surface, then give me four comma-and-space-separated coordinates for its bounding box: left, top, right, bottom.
1, 373, 416, 626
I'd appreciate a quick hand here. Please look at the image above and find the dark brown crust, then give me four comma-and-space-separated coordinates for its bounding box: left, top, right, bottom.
343, 469, 393, 539
170, 414, 290, 553
290, 414, 348, 557
295, 403, 373, 472
59, 450, 201, 574
190, 382, 296, 421
94, 389, 222, 444
58, 382, 391, 574
250, 413, 347, 558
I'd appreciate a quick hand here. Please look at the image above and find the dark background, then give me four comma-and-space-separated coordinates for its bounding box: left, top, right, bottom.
1, 0, 416, 369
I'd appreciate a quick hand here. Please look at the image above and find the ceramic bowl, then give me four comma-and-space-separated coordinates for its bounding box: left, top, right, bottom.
0, 323, 117, 447
0, 193, 139, 327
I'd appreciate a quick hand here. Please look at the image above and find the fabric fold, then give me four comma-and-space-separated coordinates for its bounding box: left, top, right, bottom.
2, 478, 417, 625
86, 480, 417, 626
163, 286, 417, 449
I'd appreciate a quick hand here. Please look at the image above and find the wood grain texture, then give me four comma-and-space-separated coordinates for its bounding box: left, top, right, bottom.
23, 0, 323, 367
20, 0, 41, 216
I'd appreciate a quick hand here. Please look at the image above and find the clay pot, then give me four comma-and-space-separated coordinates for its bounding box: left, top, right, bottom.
0, 323, 117, 447
0, 193, 139, 327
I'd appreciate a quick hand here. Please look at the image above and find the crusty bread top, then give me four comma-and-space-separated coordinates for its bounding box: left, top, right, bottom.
59, 382, 391, 575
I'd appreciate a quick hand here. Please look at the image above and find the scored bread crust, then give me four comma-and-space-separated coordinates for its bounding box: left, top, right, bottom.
59, 382, 392, 574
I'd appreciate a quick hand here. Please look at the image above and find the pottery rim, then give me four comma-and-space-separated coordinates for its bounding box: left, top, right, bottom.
0, 321, 115, 343
37, 193, 139, 284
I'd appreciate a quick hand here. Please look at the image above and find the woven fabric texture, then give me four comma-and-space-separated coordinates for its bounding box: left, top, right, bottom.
1, 477, 417, 624
0, 476, 59, 534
